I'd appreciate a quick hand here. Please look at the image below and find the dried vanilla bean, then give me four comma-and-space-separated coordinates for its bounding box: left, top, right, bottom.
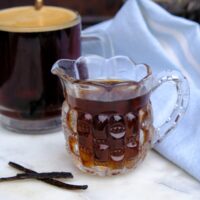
8, 162, 88, 190
0, 172, 73, 182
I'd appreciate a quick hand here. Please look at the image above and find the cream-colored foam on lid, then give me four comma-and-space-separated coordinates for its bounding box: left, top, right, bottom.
0, 6, 80, 32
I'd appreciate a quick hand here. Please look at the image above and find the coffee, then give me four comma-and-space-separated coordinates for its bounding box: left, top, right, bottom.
0, 6, 81, 132
65, 80, 153, 170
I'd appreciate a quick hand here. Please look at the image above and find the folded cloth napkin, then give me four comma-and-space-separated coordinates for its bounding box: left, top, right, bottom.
85, 0, 200, 181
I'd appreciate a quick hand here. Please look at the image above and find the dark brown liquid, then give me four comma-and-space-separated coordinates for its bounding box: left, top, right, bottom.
0, 23, 81, 119
66, 81, 153, 170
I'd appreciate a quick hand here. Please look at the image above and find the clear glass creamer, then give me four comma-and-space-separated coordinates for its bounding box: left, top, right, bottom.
52, 55, 189, 176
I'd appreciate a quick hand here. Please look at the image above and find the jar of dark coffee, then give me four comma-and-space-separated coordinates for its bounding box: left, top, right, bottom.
0, 1, 112, 133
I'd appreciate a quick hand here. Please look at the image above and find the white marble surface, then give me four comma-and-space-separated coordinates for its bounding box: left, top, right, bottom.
0, 125, 200, 200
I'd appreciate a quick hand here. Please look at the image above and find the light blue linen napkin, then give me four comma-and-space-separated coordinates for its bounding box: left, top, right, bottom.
85, 0, 200, 181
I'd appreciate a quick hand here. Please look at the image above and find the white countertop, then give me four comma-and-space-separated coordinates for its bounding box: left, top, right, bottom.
0, 125, 200, 200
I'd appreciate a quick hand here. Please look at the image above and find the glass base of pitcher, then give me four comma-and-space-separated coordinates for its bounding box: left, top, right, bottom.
75, 162, 128, 176
0, 115, 62, 134
69, 149, 145, 176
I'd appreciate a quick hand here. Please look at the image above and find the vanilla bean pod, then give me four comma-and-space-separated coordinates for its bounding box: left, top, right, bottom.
8, 162, 88, 190
0, 172, 73, 182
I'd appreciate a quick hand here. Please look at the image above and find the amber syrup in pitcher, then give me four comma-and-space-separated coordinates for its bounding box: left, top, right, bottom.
65, 80, 154, 173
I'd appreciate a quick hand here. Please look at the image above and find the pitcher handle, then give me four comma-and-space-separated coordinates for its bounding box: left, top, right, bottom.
151, 70, 190, 146
81, 30, 114, 58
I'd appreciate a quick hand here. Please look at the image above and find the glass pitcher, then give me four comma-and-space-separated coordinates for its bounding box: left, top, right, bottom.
52, 55, 189, 176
